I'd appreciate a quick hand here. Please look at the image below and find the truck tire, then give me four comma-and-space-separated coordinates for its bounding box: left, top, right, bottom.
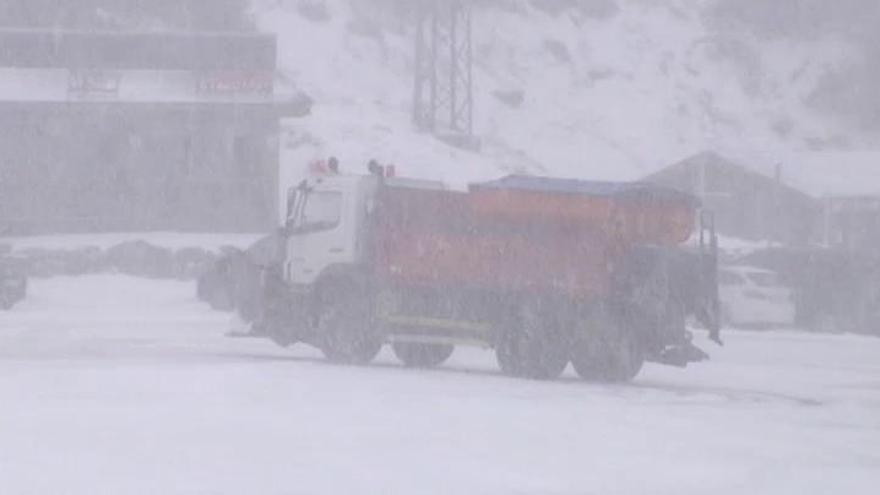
392, 342, 454, 368
495, 338, 522, 376
317, 284, 382, 365
495, 299, 569, 380
261, 318, 297, 348
571, 315, 644, 383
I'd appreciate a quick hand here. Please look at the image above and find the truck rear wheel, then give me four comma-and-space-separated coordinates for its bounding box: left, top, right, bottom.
571, 308, 644, 382
495, 299, 569, 380
263, 318, 298, 348
571, 333, 643, 383
392, 342, 454, 368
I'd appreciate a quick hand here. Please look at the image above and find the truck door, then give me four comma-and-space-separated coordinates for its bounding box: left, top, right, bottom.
285, 186, 354, 285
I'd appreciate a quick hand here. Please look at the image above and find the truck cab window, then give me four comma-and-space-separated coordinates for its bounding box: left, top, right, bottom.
291, 191, 343, 234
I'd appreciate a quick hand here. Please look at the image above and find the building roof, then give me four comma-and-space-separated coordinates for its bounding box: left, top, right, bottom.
0, 28, 315, 111
645, 150, 818, 207
781, 152, 880, 198
0, 29, 276, 71
471, 174, 698, 204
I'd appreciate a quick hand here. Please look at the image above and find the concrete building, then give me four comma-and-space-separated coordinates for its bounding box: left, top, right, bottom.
0, 28, 309, 234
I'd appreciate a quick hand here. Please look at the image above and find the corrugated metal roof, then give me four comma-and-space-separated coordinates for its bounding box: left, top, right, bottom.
783, 152, 880, 198
471, 175, 698, 204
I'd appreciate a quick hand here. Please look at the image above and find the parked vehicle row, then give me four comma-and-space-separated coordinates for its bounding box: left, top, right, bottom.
718, 265, 795, 328
0, 256, 27, 310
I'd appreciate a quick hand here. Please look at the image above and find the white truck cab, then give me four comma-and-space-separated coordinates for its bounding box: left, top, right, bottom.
283, 174, 376, 286
282, 172, 447, 286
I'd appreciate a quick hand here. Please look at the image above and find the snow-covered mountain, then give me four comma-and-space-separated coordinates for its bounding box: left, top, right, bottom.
255, 0, 879, 187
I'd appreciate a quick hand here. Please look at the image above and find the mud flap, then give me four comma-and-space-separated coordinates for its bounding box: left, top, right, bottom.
224, 314, 265, 339
652, 342, 710, 368
709, 324, 724, 346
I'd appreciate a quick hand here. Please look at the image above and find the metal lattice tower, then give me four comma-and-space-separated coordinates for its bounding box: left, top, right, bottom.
412, 0, 474, 138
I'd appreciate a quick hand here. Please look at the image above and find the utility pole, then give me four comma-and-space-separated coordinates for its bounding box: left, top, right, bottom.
412, 0, 475, 145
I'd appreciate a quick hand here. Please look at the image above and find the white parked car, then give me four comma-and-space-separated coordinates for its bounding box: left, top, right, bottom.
719, 266, 795, 328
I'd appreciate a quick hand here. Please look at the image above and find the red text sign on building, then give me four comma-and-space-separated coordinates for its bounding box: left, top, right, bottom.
195, 71, 273, 96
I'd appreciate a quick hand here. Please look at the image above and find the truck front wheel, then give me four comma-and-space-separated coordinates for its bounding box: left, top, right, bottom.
392, 342, 454, 368
316, 286, 382, 365
318, 307, 382, 364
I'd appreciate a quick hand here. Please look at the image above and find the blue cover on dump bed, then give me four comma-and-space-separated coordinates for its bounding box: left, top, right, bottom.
470, 175, 698, 204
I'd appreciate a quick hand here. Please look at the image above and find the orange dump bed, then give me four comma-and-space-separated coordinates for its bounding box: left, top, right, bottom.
372, 175, 698, 298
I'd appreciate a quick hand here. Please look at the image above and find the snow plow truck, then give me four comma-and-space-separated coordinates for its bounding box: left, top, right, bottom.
255, 166, 721, 382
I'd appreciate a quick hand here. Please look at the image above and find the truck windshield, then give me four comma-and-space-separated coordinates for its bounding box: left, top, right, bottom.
290, 191, 343, 234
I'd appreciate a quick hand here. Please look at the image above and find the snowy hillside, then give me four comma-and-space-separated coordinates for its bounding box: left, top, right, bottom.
254, 0, 873, 188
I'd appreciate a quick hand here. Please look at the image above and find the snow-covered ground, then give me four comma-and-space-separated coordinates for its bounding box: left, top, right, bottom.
1, 275, 878, 494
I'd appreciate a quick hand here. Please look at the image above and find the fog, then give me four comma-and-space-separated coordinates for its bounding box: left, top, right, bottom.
1, 1, 879, 494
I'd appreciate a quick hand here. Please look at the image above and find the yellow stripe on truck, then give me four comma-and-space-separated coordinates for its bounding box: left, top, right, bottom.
379, 314, 492, 334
